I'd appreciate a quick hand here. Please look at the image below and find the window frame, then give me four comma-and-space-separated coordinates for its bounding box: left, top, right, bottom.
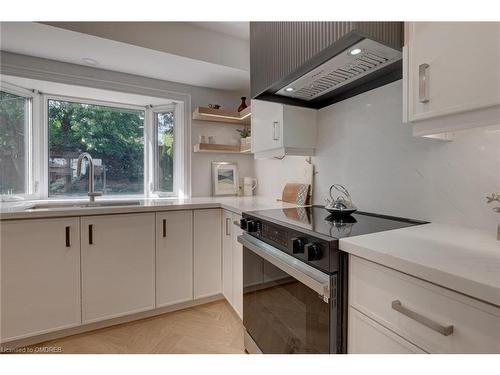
1, 79, 189, 201
148, 104, 180, 197
0, 82, 38, 199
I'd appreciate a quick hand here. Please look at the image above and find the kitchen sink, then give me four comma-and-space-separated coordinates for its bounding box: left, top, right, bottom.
25, 200, 142, 210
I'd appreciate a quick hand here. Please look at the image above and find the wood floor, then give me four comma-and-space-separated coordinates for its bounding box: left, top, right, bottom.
27, 300, 245, 354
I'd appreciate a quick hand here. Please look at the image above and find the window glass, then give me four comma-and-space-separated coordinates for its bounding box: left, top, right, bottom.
155, 111, 175, 193
0, 90, 29, 195
48, 99, 145, 196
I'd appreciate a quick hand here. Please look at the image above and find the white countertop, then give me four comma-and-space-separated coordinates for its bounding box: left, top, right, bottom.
340, 223, 500, 307
0, 196, 298, 220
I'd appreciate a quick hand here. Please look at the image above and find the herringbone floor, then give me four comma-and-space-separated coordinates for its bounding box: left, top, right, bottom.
28, 300, 245, 354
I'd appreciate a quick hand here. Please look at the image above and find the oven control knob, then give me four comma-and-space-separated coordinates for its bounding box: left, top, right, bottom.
292, 237, 307, 254
240, 218, 248, 230
246, 220, 259, 233
305, 243, 322, 261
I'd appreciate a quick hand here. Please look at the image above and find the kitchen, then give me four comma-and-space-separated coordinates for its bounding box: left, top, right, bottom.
1, 1, 500, 373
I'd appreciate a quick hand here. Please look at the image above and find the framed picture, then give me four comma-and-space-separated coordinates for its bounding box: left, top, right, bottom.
211, 162, 239, 196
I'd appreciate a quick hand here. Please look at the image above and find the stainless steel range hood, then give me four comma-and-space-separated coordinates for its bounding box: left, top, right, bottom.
251, 22, 403, 109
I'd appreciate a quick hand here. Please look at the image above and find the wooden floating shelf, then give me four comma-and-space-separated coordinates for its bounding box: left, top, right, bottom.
192, 106, 251, 125
193, 143, 253, 155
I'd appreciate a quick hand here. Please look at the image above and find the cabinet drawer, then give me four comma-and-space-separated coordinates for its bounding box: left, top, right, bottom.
348, 307, 425, 354
349, 255, 500, 353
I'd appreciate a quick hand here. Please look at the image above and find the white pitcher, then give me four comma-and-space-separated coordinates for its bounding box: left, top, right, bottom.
243, 177, 257, 196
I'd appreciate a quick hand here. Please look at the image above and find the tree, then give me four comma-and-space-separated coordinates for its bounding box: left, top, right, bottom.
0, 91, 26, 194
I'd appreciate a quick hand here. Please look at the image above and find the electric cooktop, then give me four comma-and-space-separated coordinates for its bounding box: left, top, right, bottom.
245, 205, 427, 240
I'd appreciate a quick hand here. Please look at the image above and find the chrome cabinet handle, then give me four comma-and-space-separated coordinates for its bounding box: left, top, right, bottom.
162, 219, 167, 238
418, 63, 430, 103
225, 218, 231, 236
272, 121, 280, 141
391, 300, 453, 336
65, 226, 71, 247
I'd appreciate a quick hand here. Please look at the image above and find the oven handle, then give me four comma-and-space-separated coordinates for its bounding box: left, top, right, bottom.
238, 233, 331, 302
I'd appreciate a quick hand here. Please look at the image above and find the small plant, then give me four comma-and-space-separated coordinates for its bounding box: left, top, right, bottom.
486, 192, 500, 213
236, 126, 251, 139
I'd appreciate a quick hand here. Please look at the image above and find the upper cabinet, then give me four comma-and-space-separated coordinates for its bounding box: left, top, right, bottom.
251, 99, 317, 158
403, 22, 500, 136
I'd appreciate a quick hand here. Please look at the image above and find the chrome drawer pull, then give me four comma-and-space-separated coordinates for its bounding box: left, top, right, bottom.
418, 63, 430, 103
392, 300, 453, 336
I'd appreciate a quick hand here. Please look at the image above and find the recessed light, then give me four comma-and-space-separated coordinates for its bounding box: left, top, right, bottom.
285, 87, 294, 92
349, 48, 362, 56
82, 58, 99, 66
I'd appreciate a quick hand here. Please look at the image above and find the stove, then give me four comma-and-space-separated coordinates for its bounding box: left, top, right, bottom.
238, 206, 426, 354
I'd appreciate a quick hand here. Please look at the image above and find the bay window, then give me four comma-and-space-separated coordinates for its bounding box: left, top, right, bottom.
0, 80, 186, 200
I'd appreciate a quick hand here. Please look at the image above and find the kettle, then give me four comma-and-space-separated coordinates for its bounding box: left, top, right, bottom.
325, 184, 357, 216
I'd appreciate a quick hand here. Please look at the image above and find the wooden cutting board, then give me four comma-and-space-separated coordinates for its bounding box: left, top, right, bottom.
281, 183, 311, 205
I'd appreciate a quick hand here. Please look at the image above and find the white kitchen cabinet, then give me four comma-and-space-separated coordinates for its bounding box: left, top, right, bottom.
404, 22, 500, 135
222, 210, 243, 319
81, 213, 155, 324
156, 210, 193, 308
1, 218, 81, 342
349, 255, 500, 353
194, 209, 222, 299
251, 99, 317, 158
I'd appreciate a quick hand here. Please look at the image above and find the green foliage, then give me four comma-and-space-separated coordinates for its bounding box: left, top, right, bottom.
0, 91, 26, 194
48, 99, 146, 195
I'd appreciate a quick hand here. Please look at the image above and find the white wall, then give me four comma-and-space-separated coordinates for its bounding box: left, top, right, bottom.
255, 81, 500, 232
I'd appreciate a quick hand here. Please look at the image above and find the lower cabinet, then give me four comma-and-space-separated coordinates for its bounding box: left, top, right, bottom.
348, 254, 500, 353
156, 210, 193, 307
81, 213, 155, 324
193, 209, 222, 299
1, 218, 81, 342
1, 207, 226, 344
222, 210, 243, 319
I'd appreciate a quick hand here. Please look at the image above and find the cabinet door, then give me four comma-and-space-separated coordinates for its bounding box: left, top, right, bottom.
348, 307, 425, 354
222, 210, 233, 304
251, 99, 283, 153
156, 210, 193, 308
231, 213, 243, 319
194, 209, 222, 299
1, 218, 81, 341
408, 22, 500, 121
81, 213, 155, 324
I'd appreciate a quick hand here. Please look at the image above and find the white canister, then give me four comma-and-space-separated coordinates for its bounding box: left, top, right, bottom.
243, 177, 257, 196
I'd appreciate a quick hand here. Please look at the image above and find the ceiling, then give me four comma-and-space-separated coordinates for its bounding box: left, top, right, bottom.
0, 22, 250, 92
190, 22, 249, 41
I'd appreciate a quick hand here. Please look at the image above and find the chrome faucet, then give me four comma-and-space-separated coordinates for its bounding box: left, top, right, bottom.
77, 152, 102, 202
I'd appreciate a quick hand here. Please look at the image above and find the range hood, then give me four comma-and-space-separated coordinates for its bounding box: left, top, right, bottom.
252, 23, 403, 109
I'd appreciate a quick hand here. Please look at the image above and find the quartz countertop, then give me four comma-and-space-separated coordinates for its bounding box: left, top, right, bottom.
340, 223, 500, 307
0, 196, 298, 220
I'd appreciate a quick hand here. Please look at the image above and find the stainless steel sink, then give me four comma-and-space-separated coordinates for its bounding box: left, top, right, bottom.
26, 200, 142, 210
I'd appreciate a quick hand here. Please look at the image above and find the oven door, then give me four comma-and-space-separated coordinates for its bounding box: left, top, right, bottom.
238, 233, 332, 354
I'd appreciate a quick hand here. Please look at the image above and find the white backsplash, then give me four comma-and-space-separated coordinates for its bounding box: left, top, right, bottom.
254, 80, 500, 232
